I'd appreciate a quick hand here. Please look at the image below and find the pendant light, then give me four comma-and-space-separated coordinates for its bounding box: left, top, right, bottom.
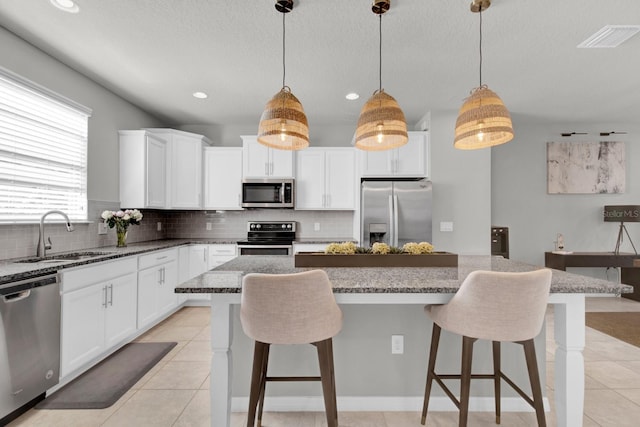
354, 0, 408, 151
257, 0, 309, 151
453, 0, 514, 150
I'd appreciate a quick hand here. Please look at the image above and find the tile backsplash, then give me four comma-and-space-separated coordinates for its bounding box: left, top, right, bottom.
0, 203, 354, 260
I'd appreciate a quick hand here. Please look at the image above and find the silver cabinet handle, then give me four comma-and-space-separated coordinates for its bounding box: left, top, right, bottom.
158, 268, 163, 285
109, 284, 113, 306
102, 286, 108, 308
156, 255, 168, 260
162, 267, 166, 284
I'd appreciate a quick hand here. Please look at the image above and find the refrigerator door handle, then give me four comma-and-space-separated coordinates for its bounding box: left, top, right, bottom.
393, 194, 399, 247
388, 195, 394, 246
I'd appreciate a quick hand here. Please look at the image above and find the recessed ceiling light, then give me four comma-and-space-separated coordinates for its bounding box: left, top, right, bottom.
50, 0, 79, 13
578, 25, 640, 48
345, 92, 360, 101
192, 92, 208, 99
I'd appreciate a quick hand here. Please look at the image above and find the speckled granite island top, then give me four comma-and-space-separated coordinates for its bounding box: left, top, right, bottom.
176, 255, 633, 295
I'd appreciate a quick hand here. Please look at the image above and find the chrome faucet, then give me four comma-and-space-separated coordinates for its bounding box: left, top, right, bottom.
37, 210, 74, 257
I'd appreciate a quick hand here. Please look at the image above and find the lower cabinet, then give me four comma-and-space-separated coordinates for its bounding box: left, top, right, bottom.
138, 249, 178, 329
60, 258, 138, 378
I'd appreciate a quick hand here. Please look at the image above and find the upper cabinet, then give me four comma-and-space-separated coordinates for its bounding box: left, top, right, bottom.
296, 148, 355, 210
145, 128, 212, 209
359, 131, 429, 178
119, 129, 212, 209
119, 130, 167, 209
203, 147, 243, 210
242, 135, 294, 178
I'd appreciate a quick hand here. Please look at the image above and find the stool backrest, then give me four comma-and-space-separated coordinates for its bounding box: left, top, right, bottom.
241, 270, 343, 345
430, 269, 552, 342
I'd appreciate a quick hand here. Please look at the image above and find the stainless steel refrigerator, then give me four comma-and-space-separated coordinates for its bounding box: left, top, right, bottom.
361, 179, 432, 247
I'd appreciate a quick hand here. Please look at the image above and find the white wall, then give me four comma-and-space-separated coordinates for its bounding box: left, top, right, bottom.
0, 26, 164, 203
492, 116, 640, 275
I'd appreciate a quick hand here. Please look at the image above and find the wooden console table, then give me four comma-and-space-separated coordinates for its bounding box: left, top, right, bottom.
545, 251, 640, 301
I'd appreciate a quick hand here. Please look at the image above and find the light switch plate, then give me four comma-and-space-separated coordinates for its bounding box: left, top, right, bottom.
157, 222, 162, 231
440, 221, 453, 232
97, 222, 108, 235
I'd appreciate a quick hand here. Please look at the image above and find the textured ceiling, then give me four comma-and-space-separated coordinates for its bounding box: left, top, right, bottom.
0, 0, 639, 128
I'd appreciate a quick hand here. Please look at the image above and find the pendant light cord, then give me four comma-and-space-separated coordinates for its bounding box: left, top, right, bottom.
378, 14, 383, 92
282, 11, 286, 88
478, 6, 483, 87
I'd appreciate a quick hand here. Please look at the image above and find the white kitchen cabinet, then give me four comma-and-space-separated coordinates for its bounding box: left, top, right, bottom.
189, 244, 209, 278
204, 147, 243, 210
207, 244, 237, 269
137, 248, 178, 328
145, 128, 213, 209
60, 257, 138, 377
295, 148, 355, 210
119, 130, 167, 208
359, 131, 429, 177
242, 135, 294, 177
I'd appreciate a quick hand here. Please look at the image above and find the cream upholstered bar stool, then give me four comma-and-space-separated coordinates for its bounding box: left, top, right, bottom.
421, 268, 552, 427
240, 270, 343, 427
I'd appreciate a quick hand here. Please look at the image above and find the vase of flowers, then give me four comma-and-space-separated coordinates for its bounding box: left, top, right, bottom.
101, 209, 143, 247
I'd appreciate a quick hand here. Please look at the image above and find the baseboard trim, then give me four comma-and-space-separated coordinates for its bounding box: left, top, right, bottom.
231, 396, 550, 412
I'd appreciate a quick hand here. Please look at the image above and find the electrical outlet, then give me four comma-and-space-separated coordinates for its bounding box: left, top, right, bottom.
206, 222, 212, 231
440, 221, 453, 232
314, 222, 320, 231
157, 222, 162, 231
391, 335, 404, 354
97, 222, 108, 235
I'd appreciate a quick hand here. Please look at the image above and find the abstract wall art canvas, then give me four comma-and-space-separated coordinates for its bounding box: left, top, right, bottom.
547, 141, 625, 194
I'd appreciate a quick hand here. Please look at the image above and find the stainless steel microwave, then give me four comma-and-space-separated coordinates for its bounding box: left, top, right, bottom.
241, 178, 294, 208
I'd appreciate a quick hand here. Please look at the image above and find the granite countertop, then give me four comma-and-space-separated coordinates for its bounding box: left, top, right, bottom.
176, 255, 634, 295
0, 238, 240, 285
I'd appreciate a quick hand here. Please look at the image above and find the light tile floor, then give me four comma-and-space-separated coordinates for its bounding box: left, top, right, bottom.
9, 296, 640, 427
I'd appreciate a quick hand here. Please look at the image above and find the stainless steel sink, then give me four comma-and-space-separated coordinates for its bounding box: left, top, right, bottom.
16, 251, 114, 263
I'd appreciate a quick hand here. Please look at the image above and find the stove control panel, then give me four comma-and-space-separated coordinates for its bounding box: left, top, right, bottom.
247, 221, 296, 232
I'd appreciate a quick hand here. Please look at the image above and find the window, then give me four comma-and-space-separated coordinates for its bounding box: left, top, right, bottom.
0, 67, 91, 222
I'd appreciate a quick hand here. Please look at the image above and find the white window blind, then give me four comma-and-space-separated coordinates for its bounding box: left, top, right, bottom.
0, 68, 91, 222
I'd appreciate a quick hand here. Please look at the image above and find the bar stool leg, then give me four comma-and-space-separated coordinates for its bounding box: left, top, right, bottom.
256, 344, 270, 427
247, 341, 269, 427
459, 336, 476, 427
421, 323, 442, 425
316, 338, 338, 427
492, 341, 501, 424
522, 339, 547, 427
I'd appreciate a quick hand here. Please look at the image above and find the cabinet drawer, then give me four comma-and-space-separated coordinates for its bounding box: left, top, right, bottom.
138, 248, 178, 270
208, 244, 237, 256
61, 257, 138, 293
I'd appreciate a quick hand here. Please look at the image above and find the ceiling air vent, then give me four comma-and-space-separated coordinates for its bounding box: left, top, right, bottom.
578, 25, 640, 48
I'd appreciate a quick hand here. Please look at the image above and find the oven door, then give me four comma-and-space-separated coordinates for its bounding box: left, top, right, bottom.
237, 245, 292, 256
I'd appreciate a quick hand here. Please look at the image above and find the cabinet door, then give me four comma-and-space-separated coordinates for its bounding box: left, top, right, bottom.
395, 131, 427, 177
270, 147, 294, 177
295, 149, 325, 209
157, 260, 178, 314
146, 136, 167, 208
325, 149, 355, 209
104, 272, 138, 349
204, 148, 243, 209
189, 245, 209, 278
169, 134, 203, 209
61, 283, 106, 377
242, 136, 271, 177
207, 245, 237, 269
137, 266, 160, 328
359, 150, 392, 177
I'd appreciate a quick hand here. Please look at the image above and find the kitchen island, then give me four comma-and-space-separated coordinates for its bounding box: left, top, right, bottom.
176, 255, 631, 427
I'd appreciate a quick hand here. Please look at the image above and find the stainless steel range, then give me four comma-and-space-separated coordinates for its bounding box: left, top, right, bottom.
236, 221, 296, 256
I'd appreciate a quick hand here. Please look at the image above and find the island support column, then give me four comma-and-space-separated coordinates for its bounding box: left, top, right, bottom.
210, 300, 234, 427
552, 294, 586, 427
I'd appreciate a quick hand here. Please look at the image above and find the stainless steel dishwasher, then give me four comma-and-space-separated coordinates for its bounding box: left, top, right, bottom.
1, 273, 61, 420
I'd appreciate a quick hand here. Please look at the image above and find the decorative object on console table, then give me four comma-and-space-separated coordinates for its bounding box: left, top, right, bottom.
101, 209, 143, 247
603, 205, 640, 255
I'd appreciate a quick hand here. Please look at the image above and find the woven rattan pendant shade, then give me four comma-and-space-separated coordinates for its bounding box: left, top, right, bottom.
258, 86, 309, 150
355, 89, 408, 151
453, 85, 513, 150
